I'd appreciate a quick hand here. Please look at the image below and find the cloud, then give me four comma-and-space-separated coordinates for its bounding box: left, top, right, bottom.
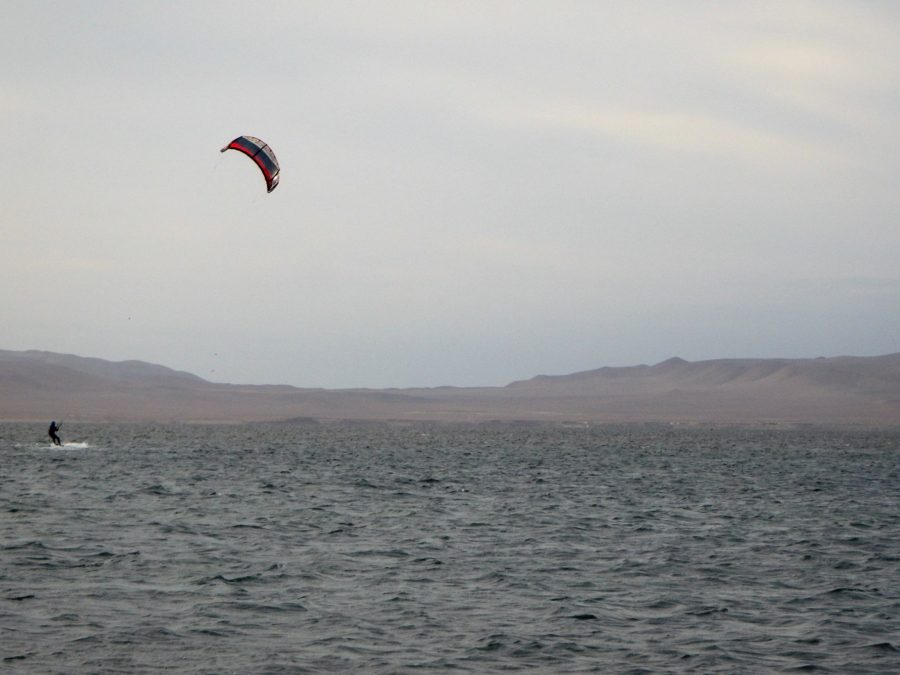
483, 102, 847, 172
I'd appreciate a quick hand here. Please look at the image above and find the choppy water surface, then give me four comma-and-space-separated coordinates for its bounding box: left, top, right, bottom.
2, 422, 899, 673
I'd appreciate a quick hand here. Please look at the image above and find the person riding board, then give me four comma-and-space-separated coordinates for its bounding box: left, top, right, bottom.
48, 421, 62, 446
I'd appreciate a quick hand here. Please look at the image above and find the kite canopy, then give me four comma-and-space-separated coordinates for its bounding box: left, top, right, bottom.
220, 135, 280, 193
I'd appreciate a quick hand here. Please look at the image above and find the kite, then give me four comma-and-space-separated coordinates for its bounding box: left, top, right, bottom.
220, 135, 280, 193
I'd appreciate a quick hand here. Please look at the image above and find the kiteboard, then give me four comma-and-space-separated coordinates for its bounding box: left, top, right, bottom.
49, 441, 90, 449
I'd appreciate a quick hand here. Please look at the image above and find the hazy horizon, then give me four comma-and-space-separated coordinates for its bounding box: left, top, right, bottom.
4, 2, 899, 388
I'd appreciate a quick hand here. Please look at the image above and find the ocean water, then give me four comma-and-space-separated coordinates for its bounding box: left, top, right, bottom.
2, 422, 899, 673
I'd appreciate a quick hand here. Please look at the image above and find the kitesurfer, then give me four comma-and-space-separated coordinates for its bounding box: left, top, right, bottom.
48, 421, 62, 446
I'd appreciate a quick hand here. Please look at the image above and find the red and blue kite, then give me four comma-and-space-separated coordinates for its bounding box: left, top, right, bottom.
221, 136, 280, 193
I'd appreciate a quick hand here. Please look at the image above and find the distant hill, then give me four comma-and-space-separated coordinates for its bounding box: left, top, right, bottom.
1, 349, 898, 425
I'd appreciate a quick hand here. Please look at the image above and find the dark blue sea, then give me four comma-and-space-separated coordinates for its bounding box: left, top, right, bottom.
2, 422, 899, 673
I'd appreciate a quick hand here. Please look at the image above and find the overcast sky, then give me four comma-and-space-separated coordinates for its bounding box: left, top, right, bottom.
3, 1, 899, 388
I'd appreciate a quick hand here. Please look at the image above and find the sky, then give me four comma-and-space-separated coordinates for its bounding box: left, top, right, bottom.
3, 1, 899, 388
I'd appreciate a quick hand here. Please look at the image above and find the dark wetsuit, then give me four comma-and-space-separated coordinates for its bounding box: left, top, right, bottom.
48, 422, 62, 446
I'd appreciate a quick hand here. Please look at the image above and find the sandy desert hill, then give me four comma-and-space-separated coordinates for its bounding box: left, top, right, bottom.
1, 349, 898, 425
